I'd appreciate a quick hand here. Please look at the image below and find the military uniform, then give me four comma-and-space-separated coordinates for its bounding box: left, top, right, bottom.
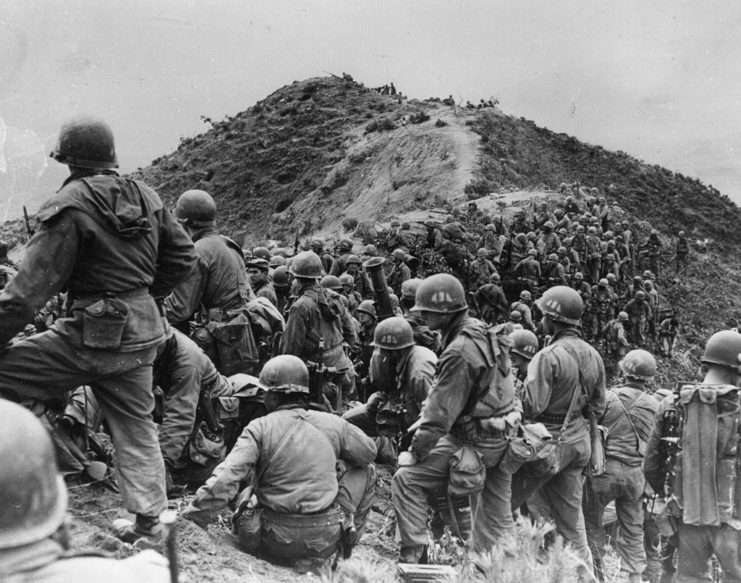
344, 344, 436, 441
165, 227, 253, 327
154, 329, 232, 479
512, 329, 606, 565
623, 297, 651, 346
0, 170, 196, 518
644, 385, 741, 582
252, 280, 278, 307
392, 315, 516, 553
0, 540, 170, 582
474, 283, 509, 325
583, 385, 658, 581
182, 405, 377, 561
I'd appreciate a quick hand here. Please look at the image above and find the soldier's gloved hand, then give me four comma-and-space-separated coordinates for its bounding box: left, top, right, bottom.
397, 451, 418, 467
366, 391, 388, 411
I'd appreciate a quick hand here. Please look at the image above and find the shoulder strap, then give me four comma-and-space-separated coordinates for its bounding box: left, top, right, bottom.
615, 391, 643, 453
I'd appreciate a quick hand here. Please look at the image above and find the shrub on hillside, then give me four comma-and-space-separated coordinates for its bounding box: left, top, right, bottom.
342, 217, 359, 232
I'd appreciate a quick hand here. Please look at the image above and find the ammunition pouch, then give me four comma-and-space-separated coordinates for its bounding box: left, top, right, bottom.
187, 422, 226, 467
448, 446, 486, 497
81, 297, 128, 349
194, 312, 260, 375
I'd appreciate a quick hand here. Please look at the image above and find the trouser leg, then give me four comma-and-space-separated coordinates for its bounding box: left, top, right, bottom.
392, 436, 455, 547
710, 524, 741, 583
471, 465, 514, 553
335, 463, 376, 539
539, 436, 592, 568
583, 475, 611, 582
675, 524, 713, 582
93, 359, 167, 517
159, 379, 201, 467
614, 467, 648, 579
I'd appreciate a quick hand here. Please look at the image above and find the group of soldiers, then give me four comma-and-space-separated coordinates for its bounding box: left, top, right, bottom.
1, 115, 738, 583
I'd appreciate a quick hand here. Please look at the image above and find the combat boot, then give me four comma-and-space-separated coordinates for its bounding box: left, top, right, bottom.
113, 514, 162, 545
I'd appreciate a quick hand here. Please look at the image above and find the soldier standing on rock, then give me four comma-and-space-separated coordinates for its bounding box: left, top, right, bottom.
0, 115, 196, 542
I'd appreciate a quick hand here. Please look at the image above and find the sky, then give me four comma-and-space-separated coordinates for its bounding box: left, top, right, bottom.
1, 0, 740, 219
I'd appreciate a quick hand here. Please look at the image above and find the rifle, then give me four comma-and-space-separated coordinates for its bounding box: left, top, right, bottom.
293, 232, 300, 255
23, 205, 35, 238
658, 383, 684, 499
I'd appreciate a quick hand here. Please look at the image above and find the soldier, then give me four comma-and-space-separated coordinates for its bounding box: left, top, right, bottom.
387, 249, 413, 296
165, 189, 254, 331
571, 225, 588, 274
675, 230, 689, 272
564, 195, 581, 217
601, 311, 630, 376
624, 291, 652, 346
510, 290, 535, 331
509, 329, 539, 393
329, 239, 356, 276
592, 278, 616, 340
0, 400, 171, 581
385, 220, 405, 252
543, 253, 568, 288
281, 251, 358, 405
392, 274, 519, 561
0, 115, 196, 541
557, 246, 572, 275
473, 274, 510, 325
541, 221, 561, 255
401, 279, 440, 353
657, 314, 678, 358
339, 273, 362, 315
513, 248, 541, 292
272, 265, 291, 314
586, 226, 603, 284
154, 327, 233, 492
400, 221, 417, 249
424, 220, 444, 250
583, 349, 659, 583
343, 316, 436, 450
353, 300, 378, 393
601, 252, 620, 281
644, 230, 663, 277
469, 248, 497, 288
344, 254, 374, 299
182, 356, 376, 569
644, 331, 741, 582
511, 286, 606, 569
310, 238, 334, 274
246, 258, 277, 307
480, 223, 503, 262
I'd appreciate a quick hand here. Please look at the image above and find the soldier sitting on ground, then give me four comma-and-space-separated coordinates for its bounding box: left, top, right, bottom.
182, 355, 377, 571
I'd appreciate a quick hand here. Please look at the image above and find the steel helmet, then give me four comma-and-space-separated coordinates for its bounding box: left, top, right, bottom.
701, 330, 741, 369
339, 274, 355, 287
175, 190, 216, 227
320, 275, 343, 291
272, 265, 289, 286
619, 349, 657, 380
0, 400, 68, 549
515, 233, 527, 243
252, 247, 271, 261
392, 249, 406, 261
490, 272, 501, 282
606, 273, 617, 282
339, 239, 353, 252
346, 254, 361, 266
310, 238, 324, 251
547, 253, 558, 262
554, 209, 564, 217
510, 310, 522, 322
588, 226, 597, 234
485, 223, 496, 231
357, 300, 377, 319
246, 258, 269, 271
50, 115, 118, 169
363, 244, 377, 256
372, 316, 415, 350
412, 274, 467, 314
574, 272, 584, 280
258, 355, 310, 394
576, 225, 585, 233
519, 290, 532, 301
618, 311, 629, 321
557, 246, 567, 255
536, 285, 584, 326
477, 248, 489, 258
401, 278, 422, 300
289, 251, 323, 278
527, 231, 536, 240
510, 329, 539, 360
269, 255, 286, 268
543, 221, 554, 230
527, 248, 538, 257
598, 278, 609, 287
635, 291, 646, 300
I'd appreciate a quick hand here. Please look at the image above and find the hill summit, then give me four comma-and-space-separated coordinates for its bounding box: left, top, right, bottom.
132, 75, 741, 255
